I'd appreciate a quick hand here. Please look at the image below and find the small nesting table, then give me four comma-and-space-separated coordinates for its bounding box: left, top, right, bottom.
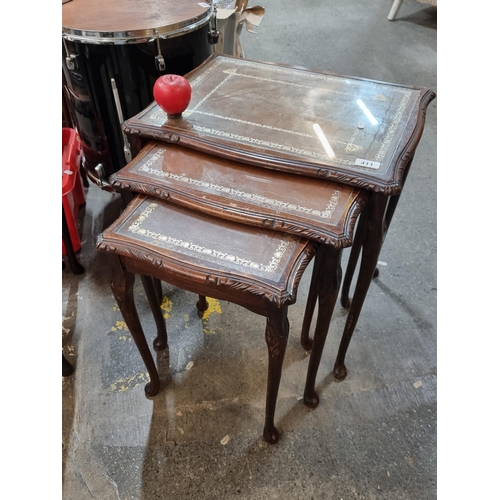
97, 195, 318, 444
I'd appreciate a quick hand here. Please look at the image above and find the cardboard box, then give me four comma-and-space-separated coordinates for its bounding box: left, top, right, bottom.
215, 1, 265, 57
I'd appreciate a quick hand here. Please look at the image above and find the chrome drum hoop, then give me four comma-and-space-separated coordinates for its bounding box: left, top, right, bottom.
62, 6, 214, 45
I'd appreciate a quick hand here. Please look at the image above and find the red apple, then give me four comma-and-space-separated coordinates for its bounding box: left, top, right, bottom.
153, 74, 192, 118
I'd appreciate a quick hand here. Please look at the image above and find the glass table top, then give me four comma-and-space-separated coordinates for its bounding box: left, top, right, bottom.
124, 55, 435, 194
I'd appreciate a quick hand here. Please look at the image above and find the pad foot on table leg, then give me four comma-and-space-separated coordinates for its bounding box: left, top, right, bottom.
263, 425, 280, 444
303, 389, 320, 409
144, 380, 160, 398
333, 362, 348, 381
153, 337, 167, 352
301, 337, 313, 351
340, 295, 351, 309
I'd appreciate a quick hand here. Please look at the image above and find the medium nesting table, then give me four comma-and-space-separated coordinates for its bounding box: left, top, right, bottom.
100, 141, 366, 443
110, 140, 367, 409
122, 54, 435, 382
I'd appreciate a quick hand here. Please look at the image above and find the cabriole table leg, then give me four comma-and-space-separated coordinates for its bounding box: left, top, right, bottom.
300, 249, 325, 351
341, 156, 414, 308
333, 193, 388, 381
263, 305, 290, 444
140, 274, 168, 352
303, 246, 343, 407
108, 255, 161, 397
340, 200, 369, 309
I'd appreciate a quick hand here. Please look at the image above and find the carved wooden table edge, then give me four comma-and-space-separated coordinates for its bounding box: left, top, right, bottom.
122, 54, 436, 196
122, 118, 422, 196
96, 234, 316, 309
109, 147, 369, 250
113, 178, 364, 248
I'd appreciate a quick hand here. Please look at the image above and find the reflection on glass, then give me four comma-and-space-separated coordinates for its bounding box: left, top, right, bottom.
356, 99, 379, 126
313, 123, 335, 158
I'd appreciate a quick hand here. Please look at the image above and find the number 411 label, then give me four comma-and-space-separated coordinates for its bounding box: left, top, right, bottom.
355, 158, 380, 170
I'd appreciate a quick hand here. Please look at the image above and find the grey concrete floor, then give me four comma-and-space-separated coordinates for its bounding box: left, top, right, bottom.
62, 1, 437, 498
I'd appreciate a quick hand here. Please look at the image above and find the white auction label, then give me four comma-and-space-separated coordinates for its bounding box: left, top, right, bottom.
198, 2, 210, 7
355, 158, 381, 170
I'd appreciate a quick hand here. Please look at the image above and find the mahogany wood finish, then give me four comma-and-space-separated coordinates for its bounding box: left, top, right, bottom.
110, 141, 367, 249
303, 245, 343, 408
122, 54, 435, 385
110, 140, 367, 402
333, 157, 414, 380
97, 194, 318, 443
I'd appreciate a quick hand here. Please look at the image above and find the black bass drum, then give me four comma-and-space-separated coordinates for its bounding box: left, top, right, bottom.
62, 0, 216, 189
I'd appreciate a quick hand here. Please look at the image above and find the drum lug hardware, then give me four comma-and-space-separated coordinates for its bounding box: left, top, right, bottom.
63, 38, 78, 70
208, 6, 220, 45
94, 163, 108, 188
65, 54, 78, 71
123, 143, 132, 163
110, 78, 133, 163
155, 55, 166, 72
155, 38, 166, 71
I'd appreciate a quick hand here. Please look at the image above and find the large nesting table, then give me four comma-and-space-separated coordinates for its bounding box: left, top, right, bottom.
120, 54, 435, 388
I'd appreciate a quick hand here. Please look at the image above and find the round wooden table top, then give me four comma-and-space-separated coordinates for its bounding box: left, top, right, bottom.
63, 0, 211, 40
